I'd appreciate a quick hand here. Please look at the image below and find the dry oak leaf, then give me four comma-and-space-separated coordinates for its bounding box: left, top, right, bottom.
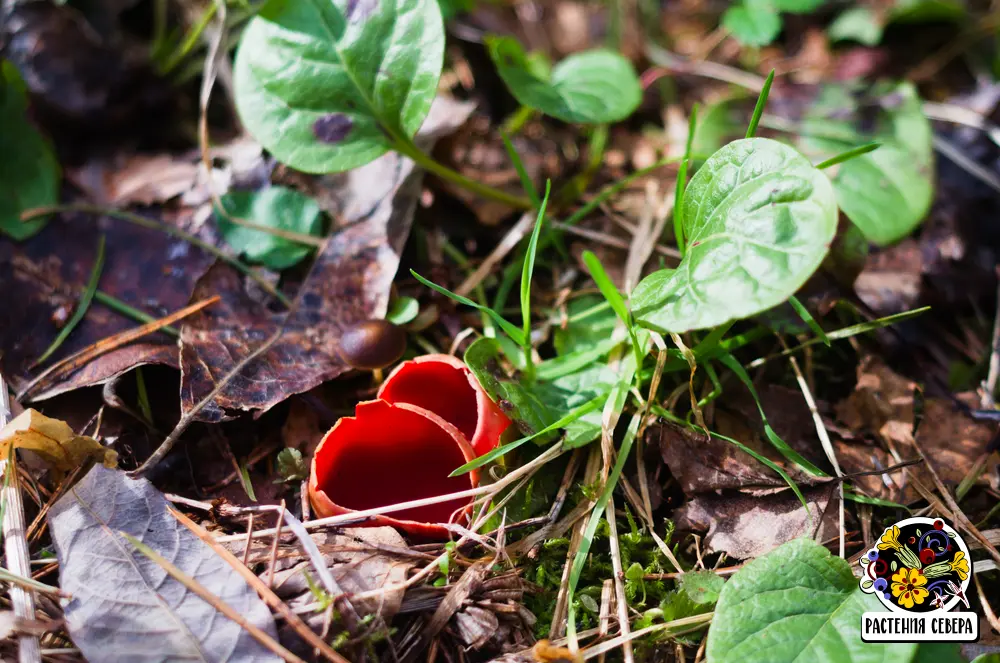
0, 409, 117, 476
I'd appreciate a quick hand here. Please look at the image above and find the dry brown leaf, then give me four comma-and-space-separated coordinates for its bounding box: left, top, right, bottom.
0, 409, 117, 475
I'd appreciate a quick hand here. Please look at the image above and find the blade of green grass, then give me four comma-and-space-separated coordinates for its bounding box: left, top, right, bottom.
520, 182, 552, 378
412, 270, 526, 346
566, 412, 641, 646
582, 250, 643, 369
450, 397, 603, 476
673, 103, 699, 258
748, 307, 932, 368
33, 235, 106, 366
745, 69, 775, 139
93, 291, 180, 335
843, 489, 908, 510
136, 367, 153, 424
815, 142, 880, 170
699, 425, 807, 510
718, 353, 828, 477
788, 295, 830, 346
501, 131, 541, 207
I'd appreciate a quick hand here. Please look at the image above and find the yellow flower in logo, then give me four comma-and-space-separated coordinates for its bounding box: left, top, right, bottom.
878, 525, 902, 551
949, 551, 969, 581
891, 567, 929, 609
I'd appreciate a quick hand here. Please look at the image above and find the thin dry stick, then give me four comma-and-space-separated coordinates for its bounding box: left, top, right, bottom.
604, 494, 634, 663
780, 336, 845, 559
19, 296, 220, 400
170, 509, 351, 663
597, 579, 613, 663
455, 211, 534, 297
265, 501, 286, 589
241, 513, 255, 567
974, 573, 1000, 635
982, 271, 1000, 409
0, 374, 41, 663
580, 613, 713, 660
123, 531, 306, 663
214, 441, 565, 544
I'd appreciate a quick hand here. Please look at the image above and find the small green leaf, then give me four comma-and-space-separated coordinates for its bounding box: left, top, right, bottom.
464, 337, 555, 436
706, 538, 920, 663
800, 83, 932, 246
631, 138, 838, 333
828, 7, 885, 46
722, 0, 782, 47
487, 37, 642, 124
233, 0, 444, 173
0, 61, 60, 239
773, 0, 824, 12
275, 447, 307, 483
385, 296, 419, 325
215, 187, 323, 269
678, 571, 725, 606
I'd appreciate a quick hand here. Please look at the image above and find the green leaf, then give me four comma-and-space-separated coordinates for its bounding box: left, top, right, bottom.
275, 448, 307, 483
800, 83, 932, 246
386, 296, 419, 325
706, 538, 919, 663
552, 297, 617, 356
678, 571, 725, 606
631, 138, 838, 333
464, 337, 556, 437
233, 0, 444, 173
411, 271, 526, 345
215, 187, 323, 269
828, 7, 885, 46
722, 0, 782, 47
0, 61, 60, 240
487, 37, 641, 124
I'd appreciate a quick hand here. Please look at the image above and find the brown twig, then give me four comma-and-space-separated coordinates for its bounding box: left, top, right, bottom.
169, 508, 351, 663
19, 296, 220, 401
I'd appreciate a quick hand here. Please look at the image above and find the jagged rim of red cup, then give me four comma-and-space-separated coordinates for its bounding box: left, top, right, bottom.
377, 353, 511, 457
308, 399, 480, 538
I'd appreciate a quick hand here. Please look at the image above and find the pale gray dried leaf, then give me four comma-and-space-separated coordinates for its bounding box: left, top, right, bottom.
49, 466, 280, 663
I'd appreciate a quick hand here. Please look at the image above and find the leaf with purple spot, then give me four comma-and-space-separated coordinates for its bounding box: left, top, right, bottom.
234, 0, 444, 173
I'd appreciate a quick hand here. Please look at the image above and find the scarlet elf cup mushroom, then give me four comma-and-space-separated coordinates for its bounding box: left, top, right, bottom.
309, 354, 512, 538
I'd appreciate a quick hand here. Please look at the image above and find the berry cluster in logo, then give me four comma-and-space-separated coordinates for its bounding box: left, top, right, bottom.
860, 517, 971, 613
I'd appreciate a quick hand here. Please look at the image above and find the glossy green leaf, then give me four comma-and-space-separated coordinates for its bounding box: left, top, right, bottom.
800, 83, 932, 246
706, 538, 919, 663
0, 61, 60, 240
233, 0, 444, 173
631, 138, 838, 333
385, 296, 419, 325
722, 0, 781, 47
678, 571, 725, 606
215, 187, 323, 269
487, 37, 641, 124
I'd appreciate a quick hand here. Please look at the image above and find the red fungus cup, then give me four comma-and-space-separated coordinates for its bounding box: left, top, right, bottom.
309, 399, 480, 538
377, 354, 511, 457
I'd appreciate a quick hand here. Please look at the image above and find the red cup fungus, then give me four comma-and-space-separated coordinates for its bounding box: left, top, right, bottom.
309, 399, 479, 538
377, 353, 512, 456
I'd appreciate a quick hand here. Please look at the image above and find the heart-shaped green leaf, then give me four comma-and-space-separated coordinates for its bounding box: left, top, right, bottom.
215, 186, 323, 270
800, 83, 932, 246
0, 61, 60, 240
707, 538, 957, 663
487, 37, 641, 124
631, 138, 837, 333
233, 0, 444, 174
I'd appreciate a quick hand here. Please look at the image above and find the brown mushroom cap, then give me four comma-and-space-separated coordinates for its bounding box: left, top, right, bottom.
339, 319, 406, 370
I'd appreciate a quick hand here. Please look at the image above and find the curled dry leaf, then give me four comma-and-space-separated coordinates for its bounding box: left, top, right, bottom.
179, 96, 475, 422
49, 465, 280, 663
0, 409, 117, 476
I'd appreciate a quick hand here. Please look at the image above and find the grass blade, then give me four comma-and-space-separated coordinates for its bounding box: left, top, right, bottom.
788, 295, 830, 346
501, 131, 541, 207
718, 353, 828, 477
745, 69, 775, 139
521, 182, 552, 358
33, 235, 106, 366
701, 426, 807, 510
815, 141, 880, 170
411, 270, 526, 346
450, 397, 603, 476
